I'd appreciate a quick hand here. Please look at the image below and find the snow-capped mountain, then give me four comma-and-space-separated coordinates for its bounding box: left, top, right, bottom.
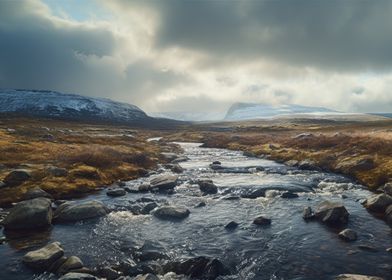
0, 89, 151, 124
224, 102, 337, 121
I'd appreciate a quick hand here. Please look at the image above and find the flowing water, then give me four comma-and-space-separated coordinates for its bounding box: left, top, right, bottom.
1, 142, 391, 280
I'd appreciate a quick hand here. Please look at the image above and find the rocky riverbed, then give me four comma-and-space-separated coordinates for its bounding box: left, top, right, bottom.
0, 142, 392, 280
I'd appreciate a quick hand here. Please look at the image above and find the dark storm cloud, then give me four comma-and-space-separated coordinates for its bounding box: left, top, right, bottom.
117, 0, 392, 72
0, 0, 186, 108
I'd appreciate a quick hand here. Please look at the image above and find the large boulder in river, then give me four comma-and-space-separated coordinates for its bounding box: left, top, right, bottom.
58, 256, 84, 275
23, 187, 53, 200
3, 169, 31, 186
198, 180, 218, 194
22, 242, 64, 271
149, 175, 178, 192
365, 194, 392, 212
314, 201, 349, 225
335, 274, 384, 280
152, 206, 190, 220
3, 197, 52, 230
53, 200, 109, 223
164, 256, 229, 280
59, 272, 98, 280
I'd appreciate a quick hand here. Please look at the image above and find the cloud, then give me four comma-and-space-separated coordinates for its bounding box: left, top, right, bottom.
1, 0, 392, 114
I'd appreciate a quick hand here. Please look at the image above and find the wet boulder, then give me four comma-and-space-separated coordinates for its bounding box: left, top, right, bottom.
134, 274, 160, 280
152, 206, 190, 220
150, 175, 178, 192
95, 266, 123, 280
365, 194, 392, 212
106, 188, 126, 197
314, 201, 349, 225
241, 188, 265, 199
3, 169, 31, 187
53, 200, 109, 223
58, 256, 84, 275
335, 275, 384, 280
198, 180, 218, 194
298, 160, 319, 171
140, 202, 158, 215
253, 216, 271, 226
210, 161, 223, 170
23, 187, 53, 200
338, 229, 358, 242
164, 256, 229, 280
22, 242, 64, 271
3, 197, 52, 230
59, 272, 98, 280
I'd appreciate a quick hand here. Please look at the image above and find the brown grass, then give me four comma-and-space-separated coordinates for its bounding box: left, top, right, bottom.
0, 118, 169, 206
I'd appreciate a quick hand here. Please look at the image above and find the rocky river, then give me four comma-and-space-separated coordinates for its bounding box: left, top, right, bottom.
0, 142, 391, 280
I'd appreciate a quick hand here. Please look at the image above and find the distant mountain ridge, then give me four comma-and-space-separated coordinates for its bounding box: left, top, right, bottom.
0, 89, 181, 127
224, 102, 337, 121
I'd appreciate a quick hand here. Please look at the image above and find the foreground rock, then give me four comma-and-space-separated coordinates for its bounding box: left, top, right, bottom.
335, 274, 384, 280
106, 188, 126, 197
365, 194, 392, 212
3, 197, 52, 230
149, 175, 178, 192
198, 180, 218, 194
314, 201, 349, 225
59, 272, 98, 280
164, 256, 229, 280
152, 206, 190, 220
54, 201, 109, 223
22, 242, 64, 271
3, 169, 31, 186
338, 229, 358, 242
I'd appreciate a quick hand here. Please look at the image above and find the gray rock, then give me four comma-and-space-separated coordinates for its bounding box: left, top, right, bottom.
96, 266, 123, 280
383, 182, 392, 196
335, 274, 384, 280
141, 202, 158, 215
253, 216, 271, 226
198, 180, 218, 194
314, 201, 349, 225
298, 160, 319, 171
365, 194, 392, 212
23, 187, 53, 200
47, 166, 68, 177
3, 169, 31, 186
164, 164, 184, 174
163, 256, 228, 280
22, 242, 64, 271
138, 184, 151, 192
3, 198, 52, 230
241, 188, 265, 199
106, 188, 126, 197
134, 274, 160, 280
0, 181, 6, 189
338, 229, 358, 242
54, 200, 109, 223
58, 256, 84, 275
150, 175, 178, 192
153, 206, 190, 220
59, 272, 98, 280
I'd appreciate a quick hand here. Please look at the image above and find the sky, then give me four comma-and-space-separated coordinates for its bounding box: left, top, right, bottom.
1, 0, 392, 114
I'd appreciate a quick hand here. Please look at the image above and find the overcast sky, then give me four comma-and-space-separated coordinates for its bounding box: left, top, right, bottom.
1, 0, 392, 114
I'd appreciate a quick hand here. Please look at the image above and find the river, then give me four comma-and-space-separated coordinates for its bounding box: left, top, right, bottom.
1, 142, 391, 280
